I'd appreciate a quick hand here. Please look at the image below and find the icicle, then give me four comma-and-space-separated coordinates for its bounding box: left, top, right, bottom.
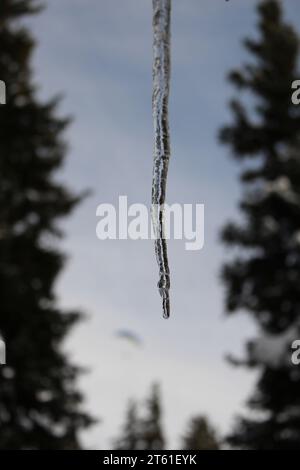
151, 0, 172, 319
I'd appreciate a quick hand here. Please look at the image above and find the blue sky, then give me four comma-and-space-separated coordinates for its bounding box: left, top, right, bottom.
26, 0, 300, 448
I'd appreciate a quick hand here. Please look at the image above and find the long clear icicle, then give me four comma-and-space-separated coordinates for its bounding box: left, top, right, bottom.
151, 0, 171, 319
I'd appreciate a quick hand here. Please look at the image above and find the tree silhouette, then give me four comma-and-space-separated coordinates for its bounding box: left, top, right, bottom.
220, 0, 300, 449
113, 401, 141, 450
0, 0, 93, 448
113, 384, 165, 450
181, 416, 219, 450
140, 383, 165, 450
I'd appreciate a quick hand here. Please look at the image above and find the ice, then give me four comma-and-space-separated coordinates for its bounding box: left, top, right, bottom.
151, 0, 172, 319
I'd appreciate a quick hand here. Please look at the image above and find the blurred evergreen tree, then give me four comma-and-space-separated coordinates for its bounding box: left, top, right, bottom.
0, 0, 93, 448
113, 400, 141, 450
181, 416, 219, 450
140, 383, 165, 450
114, 384, 165, 450
220, 0, 300, 449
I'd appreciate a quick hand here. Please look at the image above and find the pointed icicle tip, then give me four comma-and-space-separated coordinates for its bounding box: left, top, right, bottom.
160, 288, 170, 319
